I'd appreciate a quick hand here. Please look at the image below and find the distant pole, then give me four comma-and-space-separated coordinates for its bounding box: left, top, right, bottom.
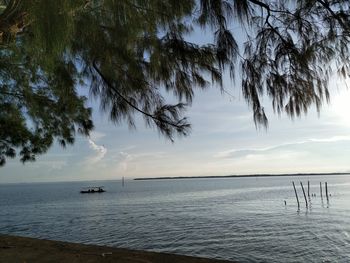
325, 182, 329, 202
300, 182, 308, 208
122, 176, 125, 187
292, 182, 300, 210
307, 181, 310, 198
320, 182, 323, 198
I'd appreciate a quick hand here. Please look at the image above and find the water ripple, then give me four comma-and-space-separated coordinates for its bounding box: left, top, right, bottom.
1, 176, 350, 262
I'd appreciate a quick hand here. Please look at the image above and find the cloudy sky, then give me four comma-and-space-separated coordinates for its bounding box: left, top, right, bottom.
2, 31, 350, 183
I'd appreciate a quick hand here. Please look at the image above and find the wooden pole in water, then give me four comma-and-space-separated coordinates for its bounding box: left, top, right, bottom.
300, 182, 308, 208
325, 182, 329, 201
307, 181, 310, 198
320, 182, 323, 198
292, 182, 300, 209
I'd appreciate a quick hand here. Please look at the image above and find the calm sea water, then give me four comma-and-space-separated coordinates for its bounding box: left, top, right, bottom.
1, 175, 350, 262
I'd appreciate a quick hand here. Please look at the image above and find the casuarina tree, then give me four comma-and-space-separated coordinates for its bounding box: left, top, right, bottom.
1, 0, 349, 165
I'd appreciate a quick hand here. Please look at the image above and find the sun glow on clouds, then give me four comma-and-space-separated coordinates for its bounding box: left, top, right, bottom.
329, 81, 350, 125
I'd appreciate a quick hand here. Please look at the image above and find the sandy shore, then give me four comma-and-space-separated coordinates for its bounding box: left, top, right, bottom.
0, 234, 233, 263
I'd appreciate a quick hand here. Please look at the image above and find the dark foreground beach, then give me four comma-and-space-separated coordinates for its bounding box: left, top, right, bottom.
0, 235, 233, 263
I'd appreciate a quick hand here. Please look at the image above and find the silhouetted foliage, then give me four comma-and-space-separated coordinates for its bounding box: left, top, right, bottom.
1, 0, 350, 165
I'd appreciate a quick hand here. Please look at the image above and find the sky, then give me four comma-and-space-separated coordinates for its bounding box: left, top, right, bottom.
2, 29, 350, 183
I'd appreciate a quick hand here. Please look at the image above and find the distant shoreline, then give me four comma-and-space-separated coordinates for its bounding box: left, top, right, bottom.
134, 172, 350, 181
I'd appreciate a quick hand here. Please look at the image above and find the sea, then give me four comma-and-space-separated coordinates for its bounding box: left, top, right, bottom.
1, 175, 350, 262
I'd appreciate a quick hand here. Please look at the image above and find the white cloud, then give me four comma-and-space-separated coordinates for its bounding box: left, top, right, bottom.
308, 135, 350, 143
115, 151, 166, 172
86, 138, 107, 164
215, 134, 350, 159
117, 151, 133, 171
47, 160, 67, 171
89, 131, 106, 141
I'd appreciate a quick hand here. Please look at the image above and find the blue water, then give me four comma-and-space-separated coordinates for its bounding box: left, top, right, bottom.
1, 175, 350, 262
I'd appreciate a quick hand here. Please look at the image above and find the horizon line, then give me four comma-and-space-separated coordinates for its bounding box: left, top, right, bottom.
1, 172, 350, 185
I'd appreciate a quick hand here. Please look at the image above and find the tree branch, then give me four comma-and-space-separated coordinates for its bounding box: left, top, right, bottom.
246, 0, 289, 45
91, 60, 185, 130
316, 0, 348, 29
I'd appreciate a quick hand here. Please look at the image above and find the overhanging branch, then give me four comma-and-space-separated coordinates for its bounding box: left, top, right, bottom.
91, 60, 186, 131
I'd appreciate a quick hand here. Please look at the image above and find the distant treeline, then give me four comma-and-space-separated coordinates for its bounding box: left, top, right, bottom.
134, 173, 350, 181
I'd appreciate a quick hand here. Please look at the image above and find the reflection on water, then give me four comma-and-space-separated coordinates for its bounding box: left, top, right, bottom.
1, 175, 350, 262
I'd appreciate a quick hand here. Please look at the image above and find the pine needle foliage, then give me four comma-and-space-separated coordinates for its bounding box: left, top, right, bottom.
1, 0, 350, 165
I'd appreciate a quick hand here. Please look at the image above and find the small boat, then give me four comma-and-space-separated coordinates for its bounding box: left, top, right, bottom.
80, 186, 106, 194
